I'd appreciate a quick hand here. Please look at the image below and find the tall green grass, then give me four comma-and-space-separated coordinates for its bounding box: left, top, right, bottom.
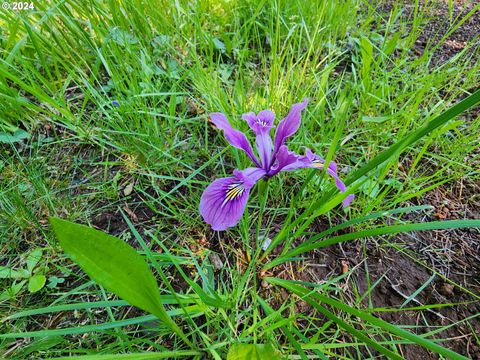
1, 0, 479, 358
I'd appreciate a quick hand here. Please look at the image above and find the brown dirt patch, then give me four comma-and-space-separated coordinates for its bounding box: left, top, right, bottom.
378, 0, 480, 66
415, 0, 480, 65
261, 177, 480, 359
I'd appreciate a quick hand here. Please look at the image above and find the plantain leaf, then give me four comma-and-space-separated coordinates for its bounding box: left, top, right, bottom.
0, 129, 30, 144
227, 344, 281, 360
28, 274, 46, 293
0, 266, 30, 279
49, 217, 191, 346
26, 248, 43, 274
0, 280, 27, 301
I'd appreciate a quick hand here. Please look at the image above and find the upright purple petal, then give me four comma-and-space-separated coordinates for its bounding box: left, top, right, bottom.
199, 168, 266, 231
242, 110, 275, 135
210, 113, 261, 167
255, 133, 273, 170
273, 98, 308, 154
242, 110, 275, 169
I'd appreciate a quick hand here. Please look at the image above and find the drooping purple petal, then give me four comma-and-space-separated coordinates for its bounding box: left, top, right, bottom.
210, 113, 261, 167
199, 167, 266, 231
242, 110, 275, 169
273, 98, 308, 155
273, 147, 354, 208
303, 149, 354, 208
325, 162, 355, 208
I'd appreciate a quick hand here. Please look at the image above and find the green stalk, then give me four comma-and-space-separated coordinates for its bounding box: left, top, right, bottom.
254, 178, 271, 259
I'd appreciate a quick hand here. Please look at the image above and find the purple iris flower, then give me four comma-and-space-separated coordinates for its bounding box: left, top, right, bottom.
200, 98, 354, 231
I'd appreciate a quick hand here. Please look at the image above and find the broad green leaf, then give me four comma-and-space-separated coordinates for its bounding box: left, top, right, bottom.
26, 248, 43, 274
0, 129, 30, 143
28, 274, 46, 293
0, 280, 27, 301
212, 37, 226, 53
0, 266, 30, 279
47, 276, 65, 289
227, 344, 281, 360
49, 217, 191, 346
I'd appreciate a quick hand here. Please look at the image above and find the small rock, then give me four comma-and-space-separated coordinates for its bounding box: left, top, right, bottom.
123, 182, 134, 196
439, 282, 455, 296
260, 236, 272, 251
209, 253, 224, 270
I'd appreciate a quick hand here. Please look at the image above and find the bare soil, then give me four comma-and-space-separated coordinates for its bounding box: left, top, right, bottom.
379, 0, 480, 66
256, 178, 480, 358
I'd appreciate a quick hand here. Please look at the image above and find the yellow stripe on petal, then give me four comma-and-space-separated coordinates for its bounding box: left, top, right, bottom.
312, 159, 324, 169
222, 182, 246, 207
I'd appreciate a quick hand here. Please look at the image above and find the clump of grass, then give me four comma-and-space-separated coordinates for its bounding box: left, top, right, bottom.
1, 0, 479, 358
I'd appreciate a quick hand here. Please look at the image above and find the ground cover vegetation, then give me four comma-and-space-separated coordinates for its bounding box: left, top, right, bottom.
0, 0, 479, 358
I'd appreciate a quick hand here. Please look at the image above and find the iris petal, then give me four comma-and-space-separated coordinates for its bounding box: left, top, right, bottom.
273, 98, 308, 155
325, 161, 355, 208
210, 112, 261, 167
255, 133, 273, 170
306, 150, 354, 208
268, 145, 308, 176
242, 110, 275, 169
199, 168, 266, 231
271, 147, 354, 208
242, 110, 275, 135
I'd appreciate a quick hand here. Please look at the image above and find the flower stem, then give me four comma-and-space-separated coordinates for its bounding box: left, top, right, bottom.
255, 178, 270, 256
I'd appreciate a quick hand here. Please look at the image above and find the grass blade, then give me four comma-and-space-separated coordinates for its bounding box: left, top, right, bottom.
265, 219, 480, 269
267, 278, 468, 360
